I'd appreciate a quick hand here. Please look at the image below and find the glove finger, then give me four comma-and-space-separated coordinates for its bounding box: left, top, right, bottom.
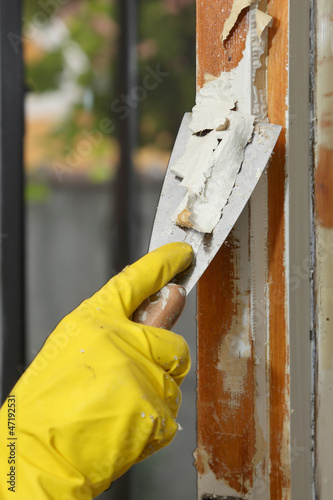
146, 326, 191, 386
90, 242, 193, 318
121, 322, 191, 386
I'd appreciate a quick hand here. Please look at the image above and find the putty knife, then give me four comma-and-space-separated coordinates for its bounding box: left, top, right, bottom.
133, 113, 281, 328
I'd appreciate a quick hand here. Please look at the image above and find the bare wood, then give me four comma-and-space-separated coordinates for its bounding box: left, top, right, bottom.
197, 0, 290, 497
196, 1, 255, 496
266, 1, 290, 497
197, 228, 255, 494
196, 0, 248, 87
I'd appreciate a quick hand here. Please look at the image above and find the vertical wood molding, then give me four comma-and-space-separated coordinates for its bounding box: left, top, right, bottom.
196, 0, 294, 498
197, 212, 255, 497
196, 0, 248, 88
196, 1, 257, 498
314, 0, 333, 497
266, 1, 290, 498
196, 1, 252, 496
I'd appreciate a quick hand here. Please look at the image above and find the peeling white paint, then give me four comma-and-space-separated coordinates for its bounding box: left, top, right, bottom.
256, 10, 273, 40
172, 110, 254, 233
170, 132, 218, 194
190, 100, 234, 133
250, 172, 271, 500
172, 5, 272, 234
221, 0, 257, 42
196, 4, 281, 496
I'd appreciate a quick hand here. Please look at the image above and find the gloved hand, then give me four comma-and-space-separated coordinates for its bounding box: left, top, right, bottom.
0, 242, 193, 500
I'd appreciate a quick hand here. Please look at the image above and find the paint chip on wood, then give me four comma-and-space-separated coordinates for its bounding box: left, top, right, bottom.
221, 0, 257, 42
171, 7, 274, 234
255, 9, 273, 40
171, 85, 254, 234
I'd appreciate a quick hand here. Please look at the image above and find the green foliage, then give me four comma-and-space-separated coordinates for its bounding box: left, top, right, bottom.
23, 0, 52, 21
25, 182, 51, 203
137, 1, 196, 146
26, 48, 64, 92
24, 0, 195, 149
88, 165, 114, 184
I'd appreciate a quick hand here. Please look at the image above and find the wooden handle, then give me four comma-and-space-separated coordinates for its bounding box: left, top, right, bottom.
133, 283, 186, 330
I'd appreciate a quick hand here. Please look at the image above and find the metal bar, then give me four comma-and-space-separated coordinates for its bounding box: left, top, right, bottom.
105, 0, 138, 498
0, 0, 25, 404
114, 0, 139, 272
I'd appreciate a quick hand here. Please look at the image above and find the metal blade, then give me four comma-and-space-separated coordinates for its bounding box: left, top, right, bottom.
149, 113, 282, 294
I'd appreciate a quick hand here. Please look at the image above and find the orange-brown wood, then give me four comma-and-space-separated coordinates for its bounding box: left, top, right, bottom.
197, 233, 255, 494
196, 1, 255, 495
267, 0, 290, 498
315, 146, 333, 228
196, 0, 249, 88
197, 0, 290, 497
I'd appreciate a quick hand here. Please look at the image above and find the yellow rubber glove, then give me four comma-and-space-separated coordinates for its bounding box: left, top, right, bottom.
0, 242, 193, 500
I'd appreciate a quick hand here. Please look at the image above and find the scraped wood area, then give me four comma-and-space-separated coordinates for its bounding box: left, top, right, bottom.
266, 2, 290, 498
196, 0, 290, 498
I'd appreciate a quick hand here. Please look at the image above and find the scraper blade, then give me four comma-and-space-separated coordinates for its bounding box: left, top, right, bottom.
149, 113, 281, 294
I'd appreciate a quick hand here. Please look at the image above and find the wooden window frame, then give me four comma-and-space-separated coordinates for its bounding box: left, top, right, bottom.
196, 1, 314, 498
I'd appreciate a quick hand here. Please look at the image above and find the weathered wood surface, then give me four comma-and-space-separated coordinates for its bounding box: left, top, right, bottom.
266, 1, 290, 498
314, 0, 333, 497
196, 0, 290, 497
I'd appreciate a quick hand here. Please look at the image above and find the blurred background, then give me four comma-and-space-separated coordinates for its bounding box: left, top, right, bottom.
23, 0, 197, 498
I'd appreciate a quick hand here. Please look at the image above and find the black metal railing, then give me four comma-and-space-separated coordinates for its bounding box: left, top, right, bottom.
0, 0, 25, 405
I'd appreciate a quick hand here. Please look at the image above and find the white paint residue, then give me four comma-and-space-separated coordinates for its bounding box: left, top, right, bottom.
256, 9, 273, 40
138, 310, 148, 323
250, 6, 271, 119
171, 132, 218, 195
190, 99, 234, 133
172, 111, 254, 233
160, 286, 170, 310
177, 286, 186, 297
197, 74, 236, 104
198, 463, 241, 498
171, 5, 273, 234
221, 0, 257, 42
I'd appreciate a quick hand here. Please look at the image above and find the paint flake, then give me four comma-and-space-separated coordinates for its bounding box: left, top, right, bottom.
175, 207, 193, 229
256, 9, 273, 40
190, 99, 234, 133
170, 131, 218, 193
172, 106, 254, 233
221, 0, 257, 42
